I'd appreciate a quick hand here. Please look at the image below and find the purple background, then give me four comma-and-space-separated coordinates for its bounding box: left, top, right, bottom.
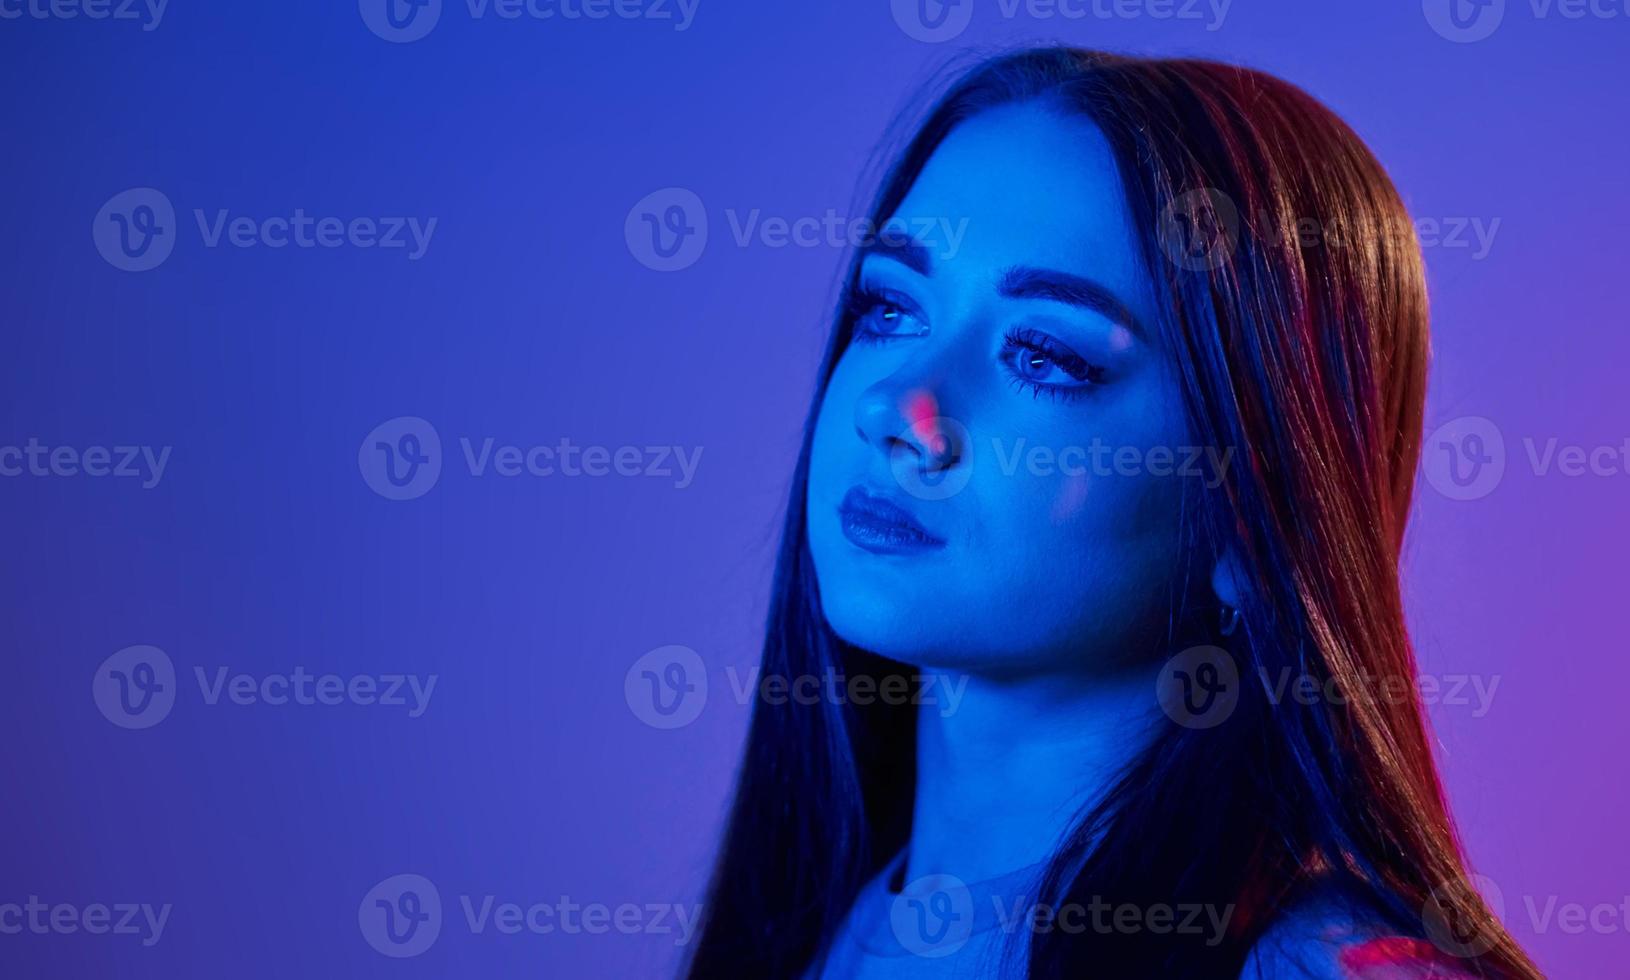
1, 1, 1624, 976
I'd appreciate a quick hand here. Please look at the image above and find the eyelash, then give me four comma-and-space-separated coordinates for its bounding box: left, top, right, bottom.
1000, 326, 1107, 401
843, 283, 1107, 401
845, 283, 926, 343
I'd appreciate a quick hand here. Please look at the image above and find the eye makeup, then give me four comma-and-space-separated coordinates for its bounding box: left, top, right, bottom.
999, 325, 1107, 401
845, 279, 929, 343
840, 271, 1120, 403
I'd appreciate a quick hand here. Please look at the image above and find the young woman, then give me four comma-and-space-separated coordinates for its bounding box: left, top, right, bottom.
686, 47, 1538, 978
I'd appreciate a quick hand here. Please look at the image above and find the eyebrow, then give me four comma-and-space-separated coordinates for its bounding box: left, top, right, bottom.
855, 240, 1146, 340
856, 236, 934, 276
997, 265, 1146, 339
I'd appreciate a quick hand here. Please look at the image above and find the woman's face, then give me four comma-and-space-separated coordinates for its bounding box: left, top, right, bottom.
806, 102, 1203, 675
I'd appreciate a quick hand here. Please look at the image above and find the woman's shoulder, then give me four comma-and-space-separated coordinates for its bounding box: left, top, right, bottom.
1240, 888, 1479, 979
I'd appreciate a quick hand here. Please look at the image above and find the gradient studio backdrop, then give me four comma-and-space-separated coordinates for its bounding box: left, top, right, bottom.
1, 1, 1625, 976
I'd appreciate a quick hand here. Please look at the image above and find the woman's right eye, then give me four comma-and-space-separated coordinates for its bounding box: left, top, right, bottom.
847, 285, 928, 343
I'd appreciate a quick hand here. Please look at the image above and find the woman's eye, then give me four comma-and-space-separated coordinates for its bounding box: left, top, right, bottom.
1001, 328, 1106, 400
847, 286, 928, 342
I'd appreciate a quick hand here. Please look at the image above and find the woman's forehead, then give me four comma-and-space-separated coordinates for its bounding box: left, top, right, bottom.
884, 103, 1150, 305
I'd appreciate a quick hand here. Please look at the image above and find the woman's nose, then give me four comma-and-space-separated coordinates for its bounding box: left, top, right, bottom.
853, 384, 964, 477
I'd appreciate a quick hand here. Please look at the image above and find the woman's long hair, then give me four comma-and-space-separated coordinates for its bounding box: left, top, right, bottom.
686, 47, 1537, 978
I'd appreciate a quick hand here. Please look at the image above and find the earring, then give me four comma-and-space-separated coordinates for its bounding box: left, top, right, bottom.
1219, 604, 1241, 638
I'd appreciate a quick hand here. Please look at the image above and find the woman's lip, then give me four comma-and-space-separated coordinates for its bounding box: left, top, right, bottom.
837, 485, 946, 553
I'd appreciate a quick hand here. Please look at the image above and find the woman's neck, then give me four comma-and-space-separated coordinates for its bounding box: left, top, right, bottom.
903, 660, 1164, 887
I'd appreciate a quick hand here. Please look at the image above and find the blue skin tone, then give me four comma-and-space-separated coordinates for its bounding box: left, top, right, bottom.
806, 104, 1241, 892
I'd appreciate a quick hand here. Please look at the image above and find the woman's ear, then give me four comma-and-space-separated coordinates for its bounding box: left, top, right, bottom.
1210, 549, 1245, 608
1211, 549, 1248, 637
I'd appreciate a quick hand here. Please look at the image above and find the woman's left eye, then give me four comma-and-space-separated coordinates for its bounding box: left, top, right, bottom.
1000, 327, 1106, 400
846, 284, 929, 342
